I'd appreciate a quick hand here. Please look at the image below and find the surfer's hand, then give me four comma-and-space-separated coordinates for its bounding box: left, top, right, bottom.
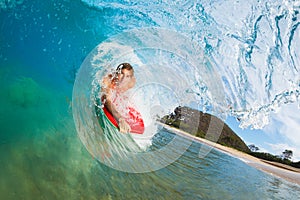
119, 118, 131, 133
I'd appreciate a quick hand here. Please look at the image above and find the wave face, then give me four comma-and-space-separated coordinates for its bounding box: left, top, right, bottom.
73, 28, 227, 172
81, 0, 300, 129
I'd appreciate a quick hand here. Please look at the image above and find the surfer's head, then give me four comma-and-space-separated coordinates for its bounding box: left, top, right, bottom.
116, 63, 133, 74
113, 63, 136, 91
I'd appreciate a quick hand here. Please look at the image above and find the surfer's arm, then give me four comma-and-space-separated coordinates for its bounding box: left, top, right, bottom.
101, 76, 131, 133
102, 93, 131, 133
101, 76, 122, 121
102, 94, 122, 121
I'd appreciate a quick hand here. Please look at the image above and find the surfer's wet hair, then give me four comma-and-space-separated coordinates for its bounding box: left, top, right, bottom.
116, 63, 133, 75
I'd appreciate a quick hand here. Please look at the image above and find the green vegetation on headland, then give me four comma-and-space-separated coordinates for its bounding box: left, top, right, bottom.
161, 106, 300, 169
160, 106, 250, 153
248, 148, 300, 169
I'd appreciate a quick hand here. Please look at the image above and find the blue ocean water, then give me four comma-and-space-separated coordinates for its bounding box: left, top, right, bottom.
1, 0, 300, 199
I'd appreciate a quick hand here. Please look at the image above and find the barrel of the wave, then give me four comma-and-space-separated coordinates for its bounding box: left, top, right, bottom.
96, 103, 145, 134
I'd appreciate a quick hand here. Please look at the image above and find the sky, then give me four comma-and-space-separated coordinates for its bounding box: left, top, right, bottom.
226, 102, 300, 162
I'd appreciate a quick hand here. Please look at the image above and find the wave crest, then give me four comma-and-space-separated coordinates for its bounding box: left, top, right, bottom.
81, 0, 300, 129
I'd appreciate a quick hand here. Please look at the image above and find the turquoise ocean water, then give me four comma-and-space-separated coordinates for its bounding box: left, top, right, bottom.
1, 0, 300, 199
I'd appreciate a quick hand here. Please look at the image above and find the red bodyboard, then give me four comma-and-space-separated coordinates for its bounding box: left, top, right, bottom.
103, 106, 145, 134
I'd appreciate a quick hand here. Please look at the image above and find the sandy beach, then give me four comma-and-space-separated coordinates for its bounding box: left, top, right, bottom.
161, 124, 300, 186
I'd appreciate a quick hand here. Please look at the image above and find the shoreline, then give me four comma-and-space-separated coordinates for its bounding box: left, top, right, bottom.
161, 124, 300, 186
